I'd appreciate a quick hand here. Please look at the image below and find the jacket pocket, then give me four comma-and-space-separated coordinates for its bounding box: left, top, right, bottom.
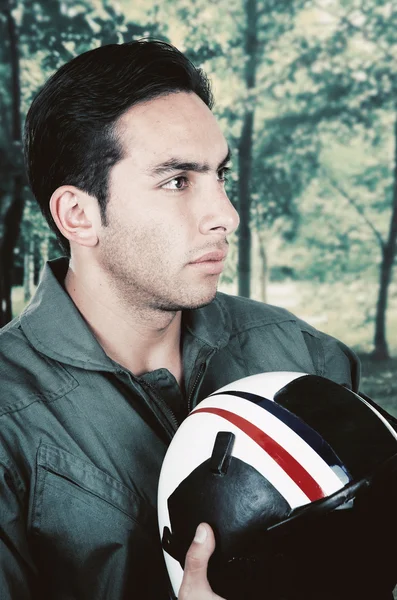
29, 444, 165, 599
31, 443, 153, 528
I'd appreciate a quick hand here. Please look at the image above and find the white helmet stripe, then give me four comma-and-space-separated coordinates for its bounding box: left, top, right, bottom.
212, 390, 348, 475
193, 407, 326, 502
191, 394, 347, 500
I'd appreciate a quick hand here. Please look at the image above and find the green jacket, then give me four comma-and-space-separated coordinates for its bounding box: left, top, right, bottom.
0, 258, 359, 599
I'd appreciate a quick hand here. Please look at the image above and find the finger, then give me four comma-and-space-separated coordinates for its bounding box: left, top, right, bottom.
178, 523, 217, 599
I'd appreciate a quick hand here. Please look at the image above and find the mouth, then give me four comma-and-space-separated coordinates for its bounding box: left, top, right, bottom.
189, 250, 227, 275
190, 250, 227, 263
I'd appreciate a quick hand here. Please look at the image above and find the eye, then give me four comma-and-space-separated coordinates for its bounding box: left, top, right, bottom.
162, 176, 190, 190
217, 167, 230, 182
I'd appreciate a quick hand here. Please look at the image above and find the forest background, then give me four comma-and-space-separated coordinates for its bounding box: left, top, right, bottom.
1, 0, 396, 415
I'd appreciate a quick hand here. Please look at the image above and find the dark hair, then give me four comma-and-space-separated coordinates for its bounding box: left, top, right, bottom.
24, 39, 214, 252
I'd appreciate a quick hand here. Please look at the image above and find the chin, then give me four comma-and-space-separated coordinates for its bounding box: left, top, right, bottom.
186, 297, 216, 310
157, 288, 218, 312
185, 286, 219, 310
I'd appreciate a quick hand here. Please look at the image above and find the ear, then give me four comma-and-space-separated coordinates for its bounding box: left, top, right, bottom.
49, 186, 100, 248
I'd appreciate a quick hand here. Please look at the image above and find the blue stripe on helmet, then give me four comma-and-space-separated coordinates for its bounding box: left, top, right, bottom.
210, 389, 351, 481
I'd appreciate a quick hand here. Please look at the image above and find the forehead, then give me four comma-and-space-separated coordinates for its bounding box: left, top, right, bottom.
115, 91, 228, 167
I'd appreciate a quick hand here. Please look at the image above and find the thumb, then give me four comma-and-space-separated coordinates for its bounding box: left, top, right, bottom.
179, 523, 222, 599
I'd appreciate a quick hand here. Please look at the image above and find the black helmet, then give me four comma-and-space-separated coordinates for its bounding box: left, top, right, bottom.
158, 372, 397, 600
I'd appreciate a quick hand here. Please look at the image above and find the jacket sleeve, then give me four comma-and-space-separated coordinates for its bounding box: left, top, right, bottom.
301, 326, 360, 392
0, 459, 35, 599
321, 333, 360, 392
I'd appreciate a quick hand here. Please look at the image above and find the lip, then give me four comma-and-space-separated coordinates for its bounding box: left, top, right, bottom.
190, 250, 227, 263
189, 250, 227, 275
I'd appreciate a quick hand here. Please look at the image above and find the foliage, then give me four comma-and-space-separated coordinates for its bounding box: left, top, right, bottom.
0, 0, 159, 289
1, 0, 396, 357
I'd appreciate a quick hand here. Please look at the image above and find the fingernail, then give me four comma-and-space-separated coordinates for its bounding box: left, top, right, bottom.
194, 524, 207, 544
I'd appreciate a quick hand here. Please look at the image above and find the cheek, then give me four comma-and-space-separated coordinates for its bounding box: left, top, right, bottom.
146, 222, 186, 259
105, 200, 192, 260
124, 217, 185, 263
142, 208, 190, 247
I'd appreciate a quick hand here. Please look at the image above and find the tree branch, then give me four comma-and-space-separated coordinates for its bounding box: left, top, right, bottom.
311, 1, 397, 65
320, 167, 385, 250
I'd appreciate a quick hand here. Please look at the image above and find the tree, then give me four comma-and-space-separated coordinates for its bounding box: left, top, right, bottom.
237, 0, 259, 298
0, 0, 155, 324
275, 0, 397, 357
155, 0, 309, 297
0, 0, 23, 325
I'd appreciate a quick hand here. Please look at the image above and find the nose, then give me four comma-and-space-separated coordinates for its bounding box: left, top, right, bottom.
198, 186, 240, 236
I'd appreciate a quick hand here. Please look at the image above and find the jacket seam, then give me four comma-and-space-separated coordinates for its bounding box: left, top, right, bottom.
302, 330, 325, 376
21, 311, 114, 372
232, 332, 250, 374
31, 445, 157, 540
228, 316, 297, 336
0, 380, 80, 418
0, 455, 25, 500
40, 443, 152, 509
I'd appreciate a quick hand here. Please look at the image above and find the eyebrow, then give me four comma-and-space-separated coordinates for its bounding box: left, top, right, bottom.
147, 146, 232, 177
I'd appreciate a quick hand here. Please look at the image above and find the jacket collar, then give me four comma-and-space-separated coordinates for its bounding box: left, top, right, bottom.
20, 258, 231, 371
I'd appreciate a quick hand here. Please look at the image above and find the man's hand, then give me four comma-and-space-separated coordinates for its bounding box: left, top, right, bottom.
178, 523, 225, 600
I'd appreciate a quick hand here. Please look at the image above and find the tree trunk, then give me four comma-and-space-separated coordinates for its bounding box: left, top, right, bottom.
258, 228, 267, 303
372, 115, 397, 360
38, 232, 49, 283
237, 0, 258, 298
0, 0, 24, 326
24, 238, 34, 302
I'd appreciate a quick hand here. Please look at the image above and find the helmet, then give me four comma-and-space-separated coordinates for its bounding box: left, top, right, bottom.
158, 372, 397, 600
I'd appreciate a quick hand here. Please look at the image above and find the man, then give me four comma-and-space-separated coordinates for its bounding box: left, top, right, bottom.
0, 40, 359, 599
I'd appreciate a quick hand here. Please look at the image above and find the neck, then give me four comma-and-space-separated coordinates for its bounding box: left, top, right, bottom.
64, 263, 183, 381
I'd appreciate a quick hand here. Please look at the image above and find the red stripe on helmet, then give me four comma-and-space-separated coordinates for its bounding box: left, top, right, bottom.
193, 407, 325, 502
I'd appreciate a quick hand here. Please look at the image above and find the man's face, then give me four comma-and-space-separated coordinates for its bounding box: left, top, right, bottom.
97, 91, 240, 311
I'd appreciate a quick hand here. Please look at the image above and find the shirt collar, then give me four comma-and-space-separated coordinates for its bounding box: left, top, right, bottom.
20, 258, 231, 371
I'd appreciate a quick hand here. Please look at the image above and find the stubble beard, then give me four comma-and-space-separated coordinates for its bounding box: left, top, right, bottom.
147, 288, 218, 312
98, 223, 220, 314
100, 248, 219, 314
129, 272, 219, 313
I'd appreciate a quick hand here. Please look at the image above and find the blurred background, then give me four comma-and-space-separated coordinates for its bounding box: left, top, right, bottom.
0, 0, 396, 412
